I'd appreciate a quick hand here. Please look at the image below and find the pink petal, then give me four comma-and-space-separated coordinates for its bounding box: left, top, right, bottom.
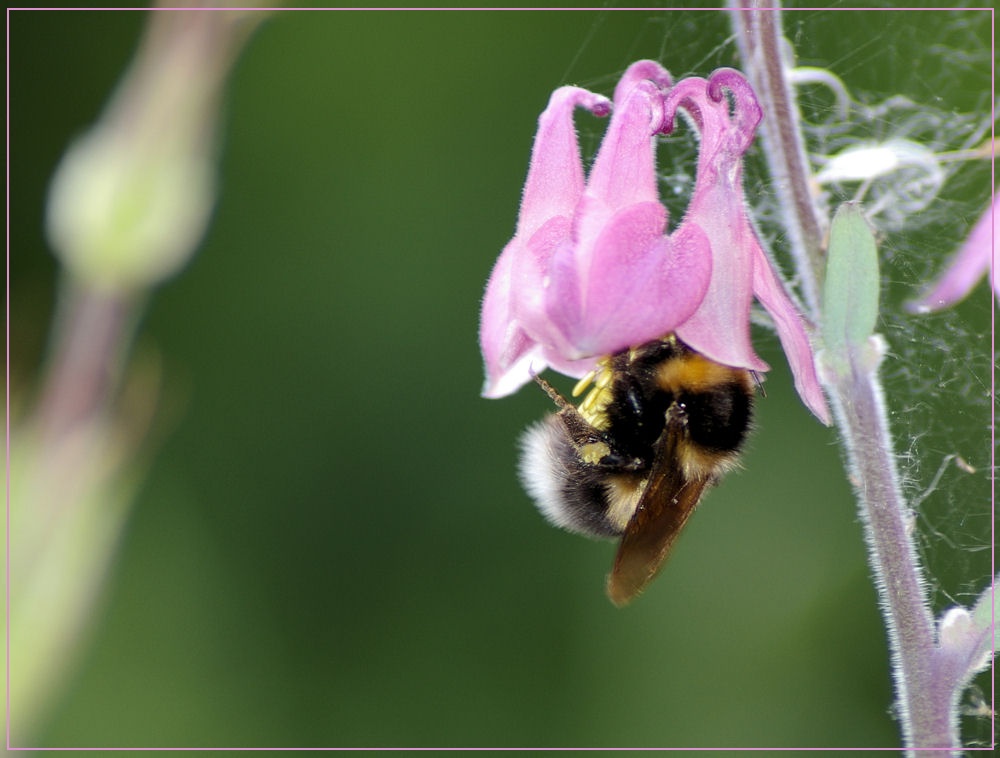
614, 59, 672, 104
510, 218, 581, 362
751, 243, 831, 425
667, 75, 766, 372
582, 77, 665, 222
480, 239, 543, 398
518, 87, 612, 239
673, 209, 767, 373
480, 87, 611, 397
544, 202, 711, 358
908, 194, 996, 313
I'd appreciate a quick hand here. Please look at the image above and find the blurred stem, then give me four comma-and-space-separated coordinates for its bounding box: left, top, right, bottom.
35, 279, 140, 441
7, 279, 142, 741
9, 4, 268, 744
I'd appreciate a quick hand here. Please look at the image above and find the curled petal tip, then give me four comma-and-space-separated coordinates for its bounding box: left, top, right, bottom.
707, 68, 754, 104
615, 59, 672, 103
708, 68, 761, 149
548, 85, 612, 116
658, 76, 709, 135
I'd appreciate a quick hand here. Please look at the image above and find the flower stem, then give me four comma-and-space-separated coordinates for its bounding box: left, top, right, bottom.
823, 341, 953, 754
731, 2, 986, 753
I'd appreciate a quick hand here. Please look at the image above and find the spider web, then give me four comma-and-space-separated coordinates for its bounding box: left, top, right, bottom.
781, 9, 994, 615
769, 9, 993, 747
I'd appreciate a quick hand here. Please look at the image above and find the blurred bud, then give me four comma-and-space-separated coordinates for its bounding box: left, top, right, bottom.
45, 7, 263, 292
46, 124, 214, 292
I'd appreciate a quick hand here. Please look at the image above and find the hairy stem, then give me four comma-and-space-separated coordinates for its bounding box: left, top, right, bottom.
730, 2, 980, 754
824, 343, 952, 754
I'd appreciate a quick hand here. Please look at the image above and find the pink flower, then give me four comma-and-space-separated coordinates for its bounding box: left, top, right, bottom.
908, 193, 998, 313
479, 62, 830, 424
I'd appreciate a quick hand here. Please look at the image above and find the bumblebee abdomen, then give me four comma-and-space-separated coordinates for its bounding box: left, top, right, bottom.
678, 378, 754, 453
519, 416, 626, 538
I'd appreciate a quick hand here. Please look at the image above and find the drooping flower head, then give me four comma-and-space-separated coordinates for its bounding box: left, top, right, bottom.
480, 61, 830, 424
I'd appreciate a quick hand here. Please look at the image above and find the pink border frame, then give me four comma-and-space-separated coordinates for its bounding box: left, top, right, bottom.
5, 4, 995, 752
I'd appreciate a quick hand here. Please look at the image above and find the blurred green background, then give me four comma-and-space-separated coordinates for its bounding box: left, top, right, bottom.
8, 6, 993, 750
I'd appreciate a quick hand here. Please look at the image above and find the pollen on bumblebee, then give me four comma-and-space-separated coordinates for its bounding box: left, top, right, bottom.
574, 357, 615, 430
579, 441, 611, 465
572, 368, 598, 397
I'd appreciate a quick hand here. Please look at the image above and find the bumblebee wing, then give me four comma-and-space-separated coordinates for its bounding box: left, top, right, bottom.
606, 427, 711, 607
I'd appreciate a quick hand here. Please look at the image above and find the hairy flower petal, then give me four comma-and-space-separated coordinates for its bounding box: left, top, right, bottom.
545, 202, 711, 359
518, 87, 612, 238
480, 237, 543, 398
545, 64, 709, 361
666, 73, 765, 372
480, 87, 610, 396
751, 243, 831, 424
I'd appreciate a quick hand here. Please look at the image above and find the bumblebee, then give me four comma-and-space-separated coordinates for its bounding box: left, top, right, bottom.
519, 335, 754, 606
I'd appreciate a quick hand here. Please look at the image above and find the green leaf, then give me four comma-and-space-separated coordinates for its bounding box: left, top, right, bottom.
822, 203, 880, 360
